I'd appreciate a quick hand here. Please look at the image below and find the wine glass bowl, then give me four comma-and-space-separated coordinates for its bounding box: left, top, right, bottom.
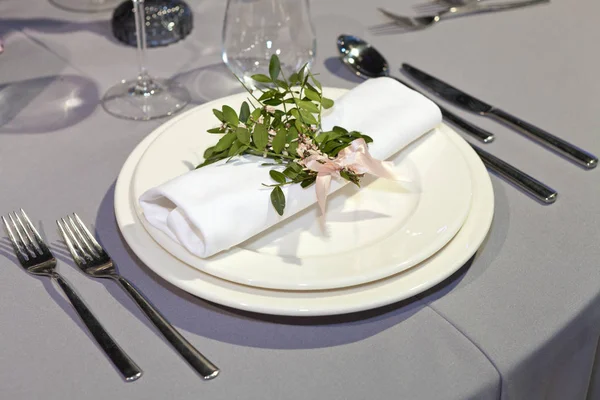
222, 0, 317, 88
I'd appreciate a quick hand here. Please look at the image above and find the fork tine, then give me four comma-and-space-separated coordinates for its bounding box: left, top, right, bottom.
57, 219, 87, 266
60, 217, 91, 262
19, 209, 51, 255
9, 213, 36, 258
72, 213, 105, 256
67, 215, 100, 258
2, 216, 29, 263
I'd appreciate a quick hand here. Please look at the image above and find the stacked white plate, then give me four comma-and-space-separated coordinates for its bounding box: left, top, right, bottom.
114, 88, 494, 316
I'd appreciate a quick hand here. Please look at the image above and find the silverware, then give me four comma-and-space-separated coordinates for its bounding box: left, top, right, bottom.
336, 34, 558, 203
402, 63, 598, 169
57, 213, 220, 380
337, 35, 494, 143
371, 0, 549, 33
414, 0, 483, 14
471, 145, 557, 203
2, 209, 142, 381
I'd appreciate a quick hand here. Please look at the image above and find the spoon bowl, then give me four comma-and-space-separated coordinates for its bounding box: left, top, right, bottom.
337, 34, 389, 78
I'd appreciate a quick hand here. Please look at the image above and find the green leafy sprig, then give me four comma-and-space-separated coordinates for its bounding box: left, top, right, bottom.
197, 55, 373, 215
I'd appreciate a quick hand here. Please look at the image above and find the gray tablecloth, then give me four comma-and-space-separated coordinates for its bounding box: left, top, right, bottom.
1, 0, 599, 399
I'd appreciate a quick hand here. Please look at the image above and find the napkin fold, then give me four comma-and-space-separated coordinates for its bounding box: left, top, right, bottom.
139, 77, 442, 258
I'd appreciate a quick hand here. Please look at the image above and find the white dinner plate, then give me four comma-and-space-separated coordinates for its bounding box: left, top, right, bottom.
131, 89, 472, 290
114, 123, 494, 316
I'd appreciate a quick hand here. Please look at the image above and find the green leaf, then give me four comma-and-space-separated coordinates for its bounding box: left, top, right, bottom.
259, 91, 276, 101
321, 97, 334, 109
270, 186, 286, 216
269, 55, 281, 81
361, 134, 373, 143
263, 99, 282, 106
288, 141, 298, 156
286, 126, 298, 142
288, 72, 299, 85
253, 123, 269, 151
300, 177, 316, 188
236, 126, 251, 145
203, 146, 215, 159
298, 63, 308, 84
299, 109, 318, 125
207, 127, 223, 134
304, 87, 321, 102
250, 107, 262, 122
222, 105, 239, 126
251, 74, 272, 83
282, 167, 298, 180
310, 74, 322, 90
275, 79, 289, 90
315, 132, 329, 144
272, 128, 287, 154
289, 162, 303, 173
297, 100, 319, 113
269, 170, 287, 184
239, 102, 250, 123
213, 131, 237, 152
333, 126, 348, 134
228, 140, 242, 157
213, 109, 224, 121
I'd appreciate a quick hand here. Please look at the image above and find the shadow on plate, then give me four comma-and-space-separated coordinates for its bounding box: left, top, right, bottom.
84, 182, 477, 350
0, 74, 99, 134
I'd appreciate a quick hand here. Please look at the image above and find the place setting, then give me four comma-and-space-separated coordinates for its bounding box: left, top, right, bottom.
2, 0, 600, 395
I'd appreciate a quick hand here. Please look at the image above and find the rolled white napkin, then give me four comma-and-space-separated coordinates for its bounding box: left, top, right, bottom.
139, 77, 442, 258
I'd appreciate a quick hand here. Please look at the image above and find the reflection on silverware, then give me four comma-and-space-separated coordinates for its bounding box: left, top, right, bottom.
414, 0, 483, 14
371, 0, 549, 33
471, 145, 557, 204
1, 209, 142, 381
336, 34, 558, 203
402, 63, 598, 169
336, 34, 493, 143
57, 213, 220, 380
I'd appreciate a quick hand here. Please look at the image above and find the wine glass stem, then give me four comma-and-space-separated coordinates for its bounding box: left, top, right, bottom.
133, 0, 149, 79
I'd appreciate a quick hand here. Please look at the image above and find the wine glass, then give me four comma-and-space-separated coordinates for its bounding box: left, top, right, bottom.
222, 0, 317, 88
102, 0, 190, 120
49, 0, 121, 13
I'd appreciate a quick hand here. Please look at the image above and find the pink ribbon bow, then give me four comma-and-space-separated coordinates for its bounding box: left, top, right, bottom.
304, 138, 409, 216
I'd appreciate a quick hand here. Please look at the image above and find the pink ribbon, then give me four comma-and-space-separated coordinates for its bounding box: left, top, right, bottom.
304, 138, 409, 216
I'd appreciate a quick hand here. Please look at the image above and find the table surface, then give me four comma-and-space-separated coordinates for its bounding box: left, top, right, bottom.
1, 1, 599, 399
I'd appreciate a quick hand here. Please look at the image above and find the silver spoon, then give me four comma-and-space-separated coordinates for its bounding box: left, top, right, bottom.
335, 34, 557, 204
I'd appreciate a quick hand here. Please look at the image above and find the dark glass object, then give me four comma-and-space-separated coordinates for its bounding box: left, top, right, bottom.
112, 0, 193, 47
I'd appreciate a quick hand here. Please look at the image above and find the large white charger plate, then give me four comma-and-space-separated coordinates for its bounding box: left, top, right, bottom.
115, 123, 494, 316
131, 89, 473, 290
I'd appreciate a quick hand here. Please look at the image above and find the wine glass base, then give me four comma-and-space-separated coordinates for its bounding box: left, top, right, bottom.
49, 0, 120, 13
102, 77, 190, 121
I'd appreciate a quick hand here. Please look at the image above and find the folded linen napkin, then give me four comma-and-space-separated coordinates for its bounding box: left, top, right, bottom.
139, 77, 442, 258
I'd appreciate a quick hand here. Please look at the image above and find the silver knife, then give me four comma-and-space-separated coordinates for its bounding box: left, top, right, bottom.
402, 63, 598, 169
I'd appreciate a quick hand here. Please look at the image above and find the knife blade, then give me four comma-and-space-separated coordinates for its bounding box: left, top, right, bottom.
402, 63, 598, 169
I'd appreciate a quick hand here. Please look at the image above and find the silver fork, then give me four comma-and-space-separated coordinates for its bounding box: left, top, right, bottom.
2, 209, 142, 381
57, 213, 220, 380
414, 0, 483, 14
371, 0, 549, 33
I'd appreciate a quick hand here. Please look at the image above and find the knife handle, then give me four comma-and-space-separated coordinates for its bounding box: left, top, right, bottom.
489, 108, 597, 169
470, 144, 557, 204
439, 106, 494, 143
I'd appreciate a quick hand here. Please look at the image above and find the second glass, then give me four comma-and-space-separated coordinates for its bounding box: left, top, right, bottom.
222, 0, 317, 88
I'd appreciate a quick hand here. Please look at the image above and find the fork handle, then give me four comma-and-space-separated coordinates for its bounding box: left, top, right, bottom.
443, 0, 549, 19
53, 274, 142, 381
113, 276, 220, 380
